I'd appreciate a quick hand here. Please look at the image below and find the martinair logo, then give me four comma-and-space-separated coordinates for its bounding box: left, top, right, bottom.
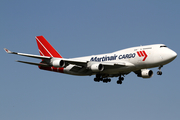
137, 51, 148, 61
90, 51, 148, 62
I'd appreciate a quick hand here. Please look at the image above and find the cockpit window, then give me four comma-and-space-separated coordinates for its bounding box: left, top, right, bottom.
160, 45, 167, 48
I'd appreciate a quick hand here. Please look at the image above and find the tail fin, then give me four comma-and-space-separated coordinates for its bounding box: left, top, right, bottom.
35, 36, 63, 58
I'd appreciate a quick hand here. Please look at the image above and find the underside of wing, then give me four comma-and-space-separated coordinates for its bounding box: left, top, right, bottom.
17, 60, 50, 67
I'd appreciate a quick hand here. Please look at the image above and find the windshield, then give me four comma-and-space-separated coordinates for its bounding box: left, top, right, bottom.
160, 45, 167, 48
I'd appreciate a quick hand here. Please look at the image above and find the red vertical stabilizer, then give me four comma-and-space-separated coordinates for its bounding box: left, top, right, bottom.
35, 36, 62, 58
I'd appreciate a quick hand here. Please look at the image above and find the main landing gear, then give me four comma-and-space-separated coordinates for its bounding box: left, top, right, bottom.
94, 74, 111, 83
157, 65, 163, 75
117, 75, 124, 84
94, 74, 125, 84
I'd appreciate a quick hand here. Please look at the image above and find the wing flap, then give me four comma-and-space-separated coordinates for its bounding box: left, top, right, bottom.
101, 62, 125, 66
60, 59, 131, 68
62, 58, 88, 66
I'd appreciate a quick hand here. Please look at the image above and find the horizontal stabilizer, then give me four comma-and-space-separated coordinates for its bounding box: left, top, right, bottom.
17, 60, 50, 67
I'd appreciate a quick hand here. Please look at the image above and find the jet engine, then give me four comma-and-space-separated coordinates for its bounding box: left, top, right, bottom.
51, 59, 65, 67
90, 64, 104, 72
137, 69, 153, 78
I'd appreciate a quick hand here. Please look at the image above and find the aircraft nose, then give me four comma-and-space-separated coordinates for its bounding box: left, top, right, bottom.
169, 49, 177, 60
162, 49, 177, 63
171, 50, 177, 58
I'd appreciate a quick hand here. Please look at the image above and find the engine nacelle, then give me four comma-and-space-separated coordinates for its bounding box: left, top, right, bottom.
51, 60, 65, 67
137, 69, 153, 78
90, 64, 104, 72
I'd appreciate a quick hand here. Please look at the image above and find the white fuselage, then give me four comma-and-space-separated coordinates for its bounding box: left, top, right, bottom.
63, 44, 177, 76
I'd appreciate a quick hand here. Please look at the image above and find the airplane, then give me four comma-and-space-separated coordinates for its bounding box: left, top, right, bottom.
4, 36, 177, 84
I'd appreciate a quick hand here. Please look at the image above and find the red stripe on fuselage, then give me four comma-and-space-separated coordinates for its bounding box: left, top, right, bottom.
137, 51, 141, 57
139, 51, 144, 56
137, 51, 148, 61
142, 51, 147, 61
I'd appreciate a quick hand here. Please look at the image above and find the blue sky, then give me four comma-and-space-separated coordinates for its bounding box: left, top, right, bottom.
1, 0, 180, 120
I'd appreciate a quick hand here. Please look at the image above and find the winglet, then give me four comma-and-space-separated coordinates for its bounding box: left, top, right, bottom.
4, 48, 13, 54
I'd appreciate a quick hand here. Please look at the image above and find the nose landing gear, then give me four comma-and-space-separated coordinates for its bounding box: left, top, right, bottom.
157, 71, 162, 75
157, 65, 163, 75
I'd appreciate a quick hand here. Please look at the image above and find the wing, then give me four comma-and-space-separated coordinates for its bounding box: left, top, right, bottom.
60, 58, 133, 69
4, 48, 134, 71
4, 48, 50, 59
